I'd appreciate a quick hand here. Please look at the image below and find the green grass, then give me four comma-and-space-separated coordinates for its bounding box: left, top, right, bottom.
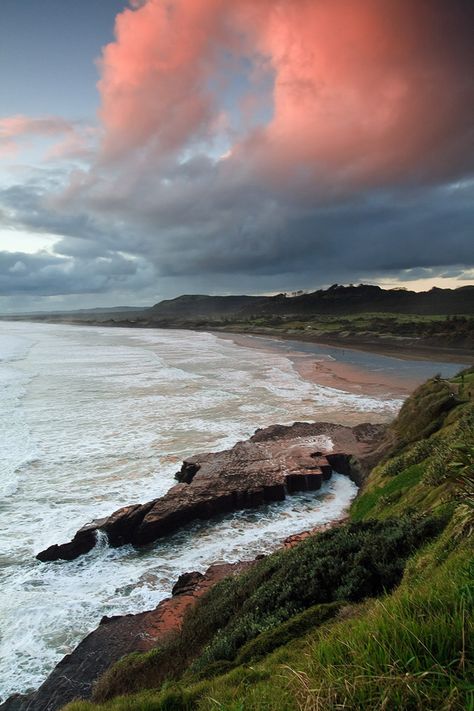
351, 463, 425, 520
393, 377, 461, 448
64, 527, 473, 711
214, 313, 474, 349
63, 372, 474, 711
234, 602, 342, 665
84, 517, 444, 704
351, 379, 474, 523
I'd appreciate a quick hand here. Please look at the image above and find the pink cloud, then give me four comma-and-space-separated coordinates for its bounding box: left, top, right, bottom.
97, 0, 231, 161
0, 115, 74, 140
93, 0, 473, 190
251, 0, 473, 189
0, 115, 95, 161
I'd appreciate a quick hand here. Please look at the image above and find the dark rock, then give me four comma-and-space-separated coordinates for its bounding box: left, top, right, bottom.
1, 562, 254, 711
36, 421, 387, 562
104, 501, 156, 546
36, 527, 97, 563
172, 571, 204, 596
176, 460, 201, 483
286, 471, 323, 493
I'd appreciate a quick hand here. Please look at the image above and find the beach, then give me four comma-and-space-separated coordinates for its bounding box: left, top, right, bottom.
0, 321, 465, 701
217, 331, 466, 400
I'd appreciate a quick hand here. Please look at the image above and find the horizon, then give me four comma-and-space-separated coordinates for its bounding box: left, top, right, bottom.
1, 0, 473, 312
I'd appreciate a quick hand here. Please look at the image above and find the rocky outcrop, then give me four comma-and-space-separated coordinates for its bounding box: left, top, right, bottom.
37, 421, 387, 563
0, 562, 254, 711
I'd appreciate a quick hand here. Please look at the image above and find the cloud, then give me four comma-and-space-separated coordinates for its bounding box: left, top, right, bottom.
0, 116, 74, 140
93, 0, 474, 188
0, 114, 95, 160
0, 249, 155, 297
1, 0, 473, 309
56, 0, 473, 284
250, 0, 474, 190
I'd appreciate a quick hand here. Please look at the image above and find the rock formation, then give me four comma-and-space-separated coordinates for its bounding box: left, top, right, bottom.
37, 421, 386, 563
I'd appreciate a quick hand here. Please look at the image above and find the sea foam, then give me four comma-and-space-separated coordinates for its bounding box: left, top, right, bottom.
0, 321, 407, 700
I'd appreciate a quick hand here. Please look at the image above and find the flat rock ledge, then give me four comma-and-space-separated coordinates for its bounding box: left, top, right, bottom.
37, 421, 387, 563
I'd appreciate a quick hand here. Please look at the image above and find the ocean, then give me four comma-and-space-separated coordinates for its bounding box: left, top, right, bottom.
0, 322, 463, 699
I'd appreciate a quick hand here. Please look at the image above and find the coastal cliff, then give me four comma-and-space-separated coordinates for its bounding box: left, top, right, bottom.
2, 369, 472, 711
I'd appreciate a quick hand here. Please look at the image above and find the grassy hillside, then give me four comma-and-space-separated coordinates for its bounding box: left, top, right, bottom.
142, 287, 474, 352
197, 312, 474, 356
65, 370, 474, 711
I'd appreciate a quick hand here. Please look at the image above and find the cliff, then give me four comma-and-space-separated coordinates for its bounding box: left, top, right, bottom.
54, 367, 472, 711
3, 370, 472, 710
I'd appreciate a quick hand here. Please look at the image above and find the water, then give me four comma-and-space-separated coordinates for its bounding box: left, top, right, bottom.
240, 334, 464, 385
0, 322, 459, 699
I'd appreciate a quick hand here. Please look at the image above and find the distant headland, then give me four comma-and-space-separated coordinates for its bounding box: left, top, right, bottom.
2, 283, 473, 362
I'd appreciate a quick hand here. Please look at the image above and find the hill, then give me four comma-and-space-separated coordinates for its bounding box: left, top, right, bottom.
147, 284, 474, 321
3, 284, 473, 359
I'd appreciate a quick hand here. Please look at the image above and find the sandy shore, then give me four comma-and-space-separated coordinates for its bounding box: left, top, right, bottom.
215, 331, 465, 400
292, 355, 414, 399
213, 328, 474, 364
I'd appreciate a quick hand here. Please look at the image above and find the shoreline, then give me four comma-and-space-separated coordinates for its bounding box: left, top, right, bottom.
0, 322, 395, 708
216, 331, 411, 399
5, 512, 352, 711
214, 330, 465, 401
2, 317, 473, 365
210, 327, 473, 365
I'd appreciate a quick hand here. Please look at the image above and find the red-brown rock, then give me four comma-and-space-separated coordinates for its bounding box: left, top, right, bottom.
36, 421, 386, 562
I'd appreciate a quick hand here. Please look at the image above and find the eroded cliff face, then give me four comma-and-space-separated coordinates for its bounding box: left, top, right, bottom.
37, 421, 387, 563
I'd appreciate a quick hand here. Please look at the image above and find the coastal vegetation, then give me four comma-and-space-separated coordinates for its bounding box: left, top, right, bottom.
64, 368, 474, 711
209, 312, 474, 353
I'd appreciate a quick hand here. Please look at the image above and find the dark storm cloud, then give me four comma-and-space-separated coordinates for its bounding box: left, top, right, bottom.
0, 181, 114, 251
1, 0, 473, 307
1, 166, 473, 302
0, 248, 155, 297
153, 182, 474, 280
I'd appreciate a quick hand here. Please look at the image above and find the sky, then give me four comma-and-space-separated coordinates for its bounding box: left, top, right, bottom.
0, 0, 473, 313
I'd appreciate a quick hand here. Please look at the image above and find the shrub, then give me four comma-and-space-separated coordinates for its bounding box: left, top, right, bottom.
189, 516, 445, 674
93, 517, 445, 702
235, 602, 342, 664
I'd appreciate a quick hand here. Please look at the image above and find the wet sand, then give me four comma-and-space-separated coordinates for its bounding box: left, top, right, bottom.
216, 331, 466, 400
293, 355, 414, 399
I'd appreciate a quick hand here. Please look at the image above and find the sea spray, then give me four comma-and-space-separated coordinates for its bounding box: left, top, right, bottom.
95, 529, 110, 550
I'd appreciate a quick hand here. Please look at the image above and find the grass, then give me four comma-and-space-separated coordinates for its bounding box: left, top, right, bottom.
283, 542, 473, 711
82, 517, 445, 704
210, 312, 474, 351
352, 376, 474, 522
64, 528, 473, 711
350, 463, 426, 521
234, 602, 342, 665
392, 377, 460, 447
63, 372, 474, 711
